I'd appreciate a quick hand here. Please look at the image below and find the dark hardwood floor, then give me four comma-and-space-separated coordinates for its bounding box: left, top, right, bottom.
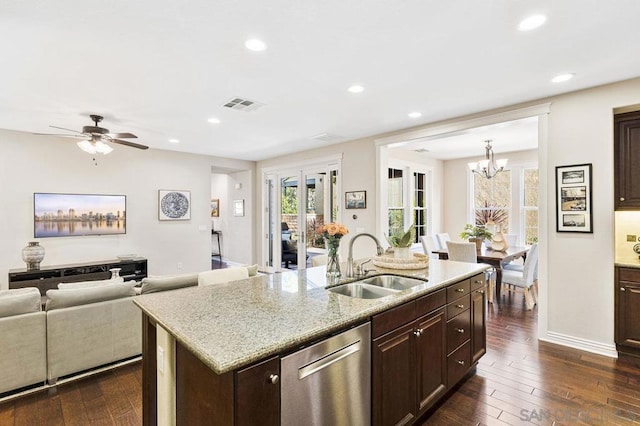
2, 289, 640, 425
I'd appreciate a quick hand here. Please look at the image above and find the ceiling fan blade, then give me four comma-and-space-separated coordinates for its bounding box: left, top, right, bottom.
32, 132, 85, 138
107, 132, 138, 139
49, 125, 85, 134
111, 139, 149, 150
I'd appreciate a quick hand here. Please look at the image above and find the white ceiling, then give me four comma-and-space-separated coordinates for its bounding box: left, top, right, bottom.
1, 1, 639, 161
390, 116, 539, 160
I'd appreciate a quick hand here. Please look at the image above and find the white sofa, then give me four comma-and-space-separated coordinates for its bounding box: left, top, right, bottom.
44, 280, 140, 383
0, 288, 46, 394
0, 265, 259, 395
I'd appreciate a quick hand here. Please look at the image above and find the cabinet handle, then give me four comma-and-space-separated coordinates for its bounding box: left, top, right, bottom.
456, 328, 465, 334
477, 289, 485, 294
621, 287, 626, 292
456, 288, 465, 293
620, 197, 625, 201
456, 360, 465, 366
474, 280, 483, 283
456, 304, 465, 309
268, 374, 279, 384
413, 328, 423, 337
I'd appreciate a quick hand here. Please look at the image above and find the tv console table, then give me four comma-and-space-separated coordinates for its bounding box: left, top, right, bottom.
8, 257, 147, 296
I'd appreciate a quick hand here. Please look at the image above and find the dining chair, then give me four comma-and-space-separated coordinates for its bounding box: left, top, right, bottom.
501, 243, 539, 310
436, 233, 451, 251
504, 234, 518, 247
420, 236, 440, 259
446, 241, 495, 303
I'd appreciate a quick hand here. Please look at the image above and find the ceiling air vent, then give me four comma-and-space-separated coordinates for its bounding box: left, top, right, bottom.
311, 133, 344, 143
222, 97, 264, 112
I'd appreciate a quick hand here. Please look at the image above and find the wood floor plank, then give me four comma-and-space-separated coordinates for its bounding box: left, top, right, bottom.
57, 381, 91, 426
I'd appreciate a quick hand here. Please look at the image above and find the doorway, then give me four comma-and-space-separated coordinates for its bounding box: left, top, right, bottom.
262, 159, 341, 270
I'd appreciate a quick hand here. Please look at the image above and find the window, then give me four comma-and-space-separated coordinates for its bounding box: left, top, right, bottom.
387, 166, 431, 244
523, 168, 539, 244
388, 168, 404, 236
413, 172, 427, 243
473, 171, 511, 232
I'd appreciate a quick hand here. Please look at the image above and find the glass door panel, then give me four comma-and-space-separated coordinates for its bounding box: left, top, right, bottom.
281, 175, 300, 270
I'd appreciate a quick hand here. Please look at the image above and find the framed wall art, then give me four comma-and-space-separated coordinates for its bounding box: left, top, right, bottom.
345, 190, 367, 209
555, 164, 592, 233
233, 199, 245, 217
211, 199, 219, 217
159, 190, 191, 221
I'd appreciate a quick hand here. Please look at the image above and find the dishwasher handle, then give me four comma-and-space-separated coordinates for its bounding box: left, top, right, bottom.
298, 340, 361, 380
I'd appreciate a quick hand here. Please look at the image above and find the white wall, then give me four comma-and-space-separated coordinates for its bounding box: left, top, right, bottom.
0, 129, 254, 289
225, 170, 254, 265
442, 149, 538, 241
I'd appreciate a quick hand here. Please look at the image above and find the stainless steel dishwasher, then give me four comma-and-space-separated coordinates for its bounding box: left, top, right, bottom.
281, 322, 371, 426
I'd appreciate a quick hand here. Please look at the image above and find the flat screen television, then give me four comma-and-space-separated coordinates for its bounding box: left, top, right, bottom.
34, 193, 126, 238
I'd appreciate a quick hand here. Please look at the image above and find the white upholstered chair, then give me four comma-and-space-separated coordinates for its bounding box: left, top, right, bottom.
504, 234, 518, 247
446, 241, 495, 303
501, 243, 539, 310
435, 233, 451, 251
311, 254, 328, 267
420, 236, 440, 259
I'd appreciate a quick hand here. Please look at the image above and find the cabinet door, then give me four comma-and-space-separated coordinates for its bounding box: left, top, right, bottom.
235, 357, 280, 426
471, 286, 487, 364
372, 323, 416, 426
615, 111, 640, 209
617, 282, 640, 349
415, 308, 447, 414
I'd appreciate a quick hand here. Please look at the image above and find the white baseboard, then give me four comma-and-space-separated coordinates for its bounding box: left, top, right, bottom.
540, 331, 618, 358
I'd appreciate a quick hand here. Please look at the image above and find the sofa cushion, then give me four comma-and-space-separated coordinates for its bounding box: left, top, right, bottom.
45, 282, 136, 311
0, 288, 42, 318
140, 273, 198, 294
198, 267, 249, 286
58, 277, 124, 289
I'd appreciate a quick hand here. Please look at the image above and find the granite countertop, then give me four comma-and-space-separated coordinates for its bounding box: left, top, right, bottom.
615, 257, 640, 269
134, 259, 489, 375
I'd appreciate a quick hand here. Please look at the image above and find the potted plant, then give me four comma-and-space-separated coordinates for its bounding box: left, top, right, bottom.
460, 224, 493, 250
385, 224, 415, 259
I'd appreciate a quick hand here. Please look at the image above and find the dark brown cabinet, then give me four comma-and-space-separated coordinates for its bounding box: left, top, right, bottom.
372, 273, 486, 425
372, 305, 446, 426
614, 110, 640, 210
471, 276, 487, 364
615, 267, 640, 357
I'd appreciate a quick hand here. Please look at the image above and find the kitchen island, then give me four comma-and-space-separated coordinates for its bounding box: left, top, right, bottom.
135, 259, 490, 425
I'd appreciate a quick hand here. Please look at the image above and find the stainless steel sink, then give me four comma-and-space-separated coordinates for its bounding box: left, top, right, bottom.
328, 283, 399, 299
327, 275, 427, 299
360, 275, 427, 290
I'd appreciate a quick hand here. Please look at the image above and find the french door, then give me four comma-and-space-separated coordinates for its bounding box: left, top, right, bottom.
263, 160, 340, 270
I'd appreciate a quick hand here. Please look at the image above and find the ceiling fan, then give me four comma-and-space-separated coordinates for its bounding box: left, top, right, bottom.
35, 114, 149, 154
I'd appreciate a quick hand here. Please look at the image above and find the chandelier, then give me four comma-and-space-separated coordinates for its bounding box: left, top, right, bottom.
467, 140, 508, 179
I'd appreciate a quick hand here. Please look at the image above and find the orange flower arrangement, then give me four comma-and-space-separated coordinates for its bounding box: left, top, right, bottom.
319, 222, 349, 238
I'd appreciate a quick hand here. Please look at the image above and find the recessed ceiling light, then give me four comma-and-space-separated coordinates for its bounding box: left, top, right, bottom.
551, 73, 574, 83
207, 117, 221, 124
245, 38, 267, 52
347, 85, 364, 94
168, 138, 180, 144
408, 112, 422, 118
518, 14, 547, 31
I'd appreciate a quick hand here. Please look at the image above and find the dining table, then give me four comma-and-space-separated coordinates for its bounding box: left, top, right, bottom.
432, 245, 530, 302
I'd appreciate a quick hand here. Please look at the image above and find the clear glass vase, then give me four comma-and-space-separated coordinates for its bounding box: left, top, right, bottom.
325, 237, 341, 281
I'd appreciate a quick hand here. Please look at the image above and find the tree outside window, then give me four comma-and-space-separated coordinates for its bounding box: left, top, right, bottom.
523, 168, 539, 244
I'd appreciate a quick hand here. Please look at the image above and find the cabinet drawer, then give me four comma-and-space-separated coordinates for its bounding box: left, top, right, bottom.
446, 309, 471, 355
469, 273, 486, 291
618, 267, 640, 283
372, 300, 416, 339
447, 279, 470, 302
415, 289, 446, 317
447, 340, 471, 387
446, 295, 470, 320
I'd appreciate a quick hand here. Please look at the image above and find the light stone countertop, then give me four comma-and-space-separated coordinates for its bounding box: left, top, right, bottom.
134, 259, 489, 374
615, 258, 640, 269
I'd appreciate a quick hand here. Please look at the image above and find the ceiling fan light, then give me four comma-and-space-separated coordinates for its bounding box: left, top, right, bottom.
77, 140, 97, 154
95, 141, 113, 154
